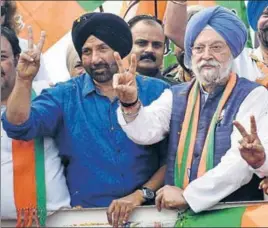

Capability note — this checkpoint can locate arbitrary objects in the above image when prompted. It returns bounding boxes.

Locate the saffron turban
[184,6,247,68]
[72,12,133,59]
[247,0,268,31]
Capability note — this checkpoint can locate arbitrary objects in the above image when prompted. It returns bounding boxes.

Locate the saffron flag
[176,204,268,227]
[16,1,105,52]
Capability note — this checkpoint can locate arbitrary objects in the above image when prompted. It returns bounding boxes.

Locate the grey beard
[192,58,233,89]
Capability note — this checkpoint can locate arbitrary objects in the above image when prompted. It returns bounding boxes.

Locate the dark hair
[2,1,20,34]
[128,14,163,29]
[1,26,21,57]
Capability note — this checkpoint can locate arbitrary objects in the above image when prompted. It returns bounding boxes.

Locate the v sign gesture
[17,26,46,81]
[233,115,266,169]
[113,52,138,104]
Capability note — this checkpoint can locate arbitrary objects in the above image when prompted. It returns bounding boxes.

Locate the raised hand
[113,52,138,104]
[17,26,46,81]
[233,116,266,169]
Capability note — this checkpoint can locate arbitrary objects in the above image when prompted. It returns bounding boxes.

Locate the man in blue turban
[184,6,247,68]
[115,5,268,213]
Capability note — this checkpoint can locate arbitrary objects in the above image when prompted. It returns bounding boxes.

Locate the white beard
[192,57,233,87]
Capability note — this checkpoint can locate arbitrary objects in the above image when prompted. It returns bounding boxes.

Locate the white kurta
[1,81,70,219]
[117,86,268,213]
[233,47,265,81]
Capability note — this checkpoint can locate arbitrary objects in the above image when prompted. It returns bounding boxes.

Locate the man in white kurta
[114,6,268,213]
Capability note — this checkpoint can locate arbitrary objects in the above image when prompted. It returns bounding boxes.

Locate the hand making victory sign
[113,52,138,104]
[233,115,266,169]
[17,26,46,81]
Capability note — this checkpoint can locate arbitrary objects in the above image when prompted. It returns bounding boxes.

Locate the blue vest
[165,77,263,201]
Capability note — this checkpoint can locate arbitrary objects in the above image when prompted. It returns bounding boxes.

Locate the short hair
[1,26,21,57]
[128,14,163,29]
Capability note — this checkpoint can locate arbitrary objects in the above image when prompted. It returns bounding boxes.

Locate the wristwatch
[140,187,155,201]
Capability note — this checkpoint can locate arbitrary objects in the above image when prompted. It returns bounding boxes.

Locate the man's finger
[113,73,120,89]
[250,115,258,135]
[123,207,133,225]
[36,31,46,54]
[118,205,127,226]
[27,26,34,50]
[112,205,121,228]
[233,120,249,138]
[161,196,166,210]
[107,201,116,225]
[155,192,163,212]
[129,54,137,76]
[114,52,125,74]
[20,53,34,62]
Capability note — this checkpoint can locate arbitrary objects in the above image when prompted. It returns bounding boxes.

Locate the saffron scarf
[174,73,237,188]
[12,89,46,227]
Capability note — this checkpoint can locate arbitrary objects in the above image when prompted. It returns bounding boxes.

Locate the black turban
[72,12,133,59]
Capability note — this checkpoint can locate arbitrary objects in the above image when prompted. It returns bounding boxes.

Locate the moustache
[90,63,109,71]
[198,60,220,69]
[139,53,156,62]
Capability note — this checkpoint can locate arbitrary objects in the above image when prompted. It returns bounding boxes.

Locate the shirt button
[111,127,114,131]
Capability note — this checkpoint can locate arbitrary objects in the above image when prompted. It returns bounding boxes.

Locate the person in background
[1,26,70,226]
[1,0,50,82]
[115,6,268,213]
[164,0,268,88]
[2,13,169,227]
[66,42,85,77]
[163,4,205,83]
[127,15,172,82]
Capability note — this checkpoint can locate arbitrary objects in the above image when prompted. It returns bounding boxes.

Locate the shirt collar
[82,73,96,97]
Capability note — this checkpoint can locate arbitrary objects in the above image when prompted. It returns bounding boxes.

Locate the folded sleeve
[2,85,64,141]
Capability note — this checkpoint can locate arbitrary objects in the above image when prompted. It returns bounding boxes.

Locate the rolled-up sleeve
[2,85,63,141]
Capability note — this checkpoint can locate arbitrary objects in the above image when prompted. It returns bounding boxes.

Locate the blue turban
[247,0,268,31]
[184,6,247,68]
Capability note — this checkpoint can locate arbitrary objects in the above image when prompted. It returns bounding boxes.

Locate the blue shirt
[2,74,169,207]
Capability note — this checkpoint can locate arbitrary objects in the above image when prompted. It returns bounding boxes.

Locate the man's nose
[91,51,102,64]
[201,47,213,61]
[144,44,154,53]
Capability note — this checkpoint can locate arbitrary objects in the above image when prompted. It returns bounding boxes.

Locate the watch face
[143,188,155,200]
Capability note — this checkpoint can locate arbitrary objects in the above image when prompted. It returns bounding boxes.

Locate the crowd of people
[1,0,268,227]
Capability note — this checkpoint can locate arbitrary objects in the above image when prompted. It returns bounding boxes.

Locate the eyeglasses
[191,44,227,55]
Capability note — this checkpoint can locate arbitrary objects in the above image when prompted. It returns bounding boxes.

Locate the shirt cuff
[253,156,268,178]
[183,187,203,213]
[1,111,33,139]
